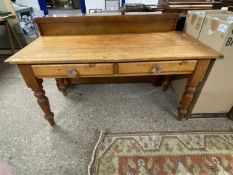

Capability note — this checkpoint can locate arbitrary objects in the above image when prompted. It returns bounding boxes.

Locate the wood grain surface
[35,14,179,36]
[5,32,221,64]
[32,63,114,77]
[118,60,197,74]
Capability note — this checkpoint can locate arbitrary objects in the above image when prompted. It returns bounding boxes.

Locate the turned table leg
[56,78,67,96]
[18,65,55,126]
[178,60,210,120]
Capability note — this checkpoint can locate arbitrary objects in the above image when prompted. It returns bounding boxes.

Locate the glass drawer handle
[152,66,162,74]
[67,69,78,77]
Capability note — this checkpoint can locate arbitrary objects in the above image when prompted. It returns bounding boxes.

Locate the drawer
[117,60,197,75]
[32,63,114,77]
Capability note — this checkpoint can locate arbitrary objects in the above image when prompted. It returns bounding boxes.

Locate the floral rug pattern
[89,131,233,175]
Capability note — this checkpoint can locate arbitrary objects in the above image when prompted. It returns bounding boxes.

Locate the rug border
[88,130,106,175]
[104,129,233,137]
[88,129,233,175]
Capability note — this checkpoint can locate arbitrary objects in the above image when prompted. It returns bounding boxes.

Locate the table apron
[31,60,198,78]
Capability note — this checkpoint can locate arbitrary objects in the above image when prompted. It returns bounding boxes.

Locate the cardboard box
[184,10,232,39]
[172,10,225,105]
[172,13,233,115]
[192,14,233,113]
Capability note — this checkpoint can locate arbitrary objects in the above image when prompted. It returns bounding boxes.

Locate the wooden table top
[5,32,221,64]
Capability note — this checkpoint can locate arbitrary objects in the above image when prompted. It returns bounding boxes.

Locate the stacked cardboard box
[184,10,231,39]
[172,10,233,116]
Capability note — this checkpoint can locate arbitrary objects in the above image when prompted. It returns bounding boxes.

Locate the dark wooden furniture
[228,106,233,120]
[157,0,222,31]
[222,0,233,7]
[72,0,80,9]
[229,6,233,11]
[125,3,162,12]
[158,0,222,13]
[5,15,221,126]
[46,0,57,8]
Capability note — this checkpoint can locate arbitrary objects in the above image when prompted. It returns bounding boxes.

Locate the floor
[48,9,82,17]
[0,54,233,175]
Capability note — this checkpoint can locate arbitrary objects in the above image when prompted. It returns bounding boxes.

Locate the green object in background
[0,12,11,16]
[0,1,7,12]
[0,0,10,49]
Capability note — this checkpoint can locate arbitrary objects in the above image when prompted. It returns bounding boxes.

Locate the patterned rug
[89,131,233,175]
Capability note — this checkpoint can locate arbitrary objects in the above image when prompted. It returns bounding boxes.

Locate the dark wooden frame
[228,106,233,120]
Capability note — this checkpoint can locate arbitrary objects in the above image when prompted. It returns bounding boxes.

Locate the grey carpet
[0,56,232,175]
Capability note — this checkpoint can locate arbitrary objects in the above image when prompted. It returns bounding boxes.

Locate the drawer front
[32,63,114,77]
[117,60,197,75]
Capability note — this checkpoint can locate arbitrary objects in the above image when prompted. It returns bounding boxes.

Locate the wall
[85,0,122,12]
[15,0,44,17]
[0,0,7,11]
[16,0,40,10]
[85,0,158,13]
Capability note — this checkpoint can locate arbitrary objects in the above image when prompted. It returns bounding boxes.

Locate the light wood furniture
[5,15,221,126]
[35,14,179,36]
[35,14,179,85]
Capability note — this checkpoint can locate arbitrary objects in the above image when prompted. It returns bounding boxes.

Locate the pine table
[5,31,221,126]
